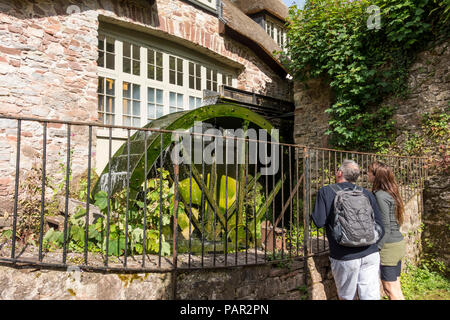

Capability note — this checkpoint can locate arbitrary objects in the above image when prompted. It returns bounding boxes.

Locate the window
[97,30,235,129]
[123,82,141,127]
[170,92,184,113]
[98,36,115,69]
[190,0,217,11]
[222,74,232,87]
[98,77,115,124]
[148,87,164,120]
[148,49,163,81]
[265,17,287,50]
[189,62,202,91]
[206,68,218,92]
[123,41,141,76]
[189,96,202,110]
[169,56,183,86]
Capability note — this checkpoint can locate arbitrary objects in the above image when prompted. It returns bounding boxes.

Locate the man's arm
[312,188,327,228]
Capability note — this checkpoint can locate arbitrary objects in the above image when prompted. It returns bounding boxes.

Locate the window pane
[98,38,104,51]
[148,87,155,102]
[98,51,104,68]
[123,42,131,57]
[105,78,114,95]
[156,67,163,81]
[133,45,140,60]
[169,70,175,84]
[106,38,114,53]
[177,72,183,86]
[133,100,140,116]
[189,96,195,110]
[156,89,163,104]
[123,82,131,98]
[169,56,175,70]
[148,49,154,64]
[170,92,176,106]
[189,62,194,76]
[177,58,183,71]
[132,84,140,100]
[148,103,155,119]
[106,53,114,69]
[123,116,130,126]
[133,60,140,75]
[213,70,217,81]
[156,52,163,67]
[213,82,217,92]
[196,64,201,76]
[106,96,115,113]
[98,77,104,93]
[148,65,155,79]
[133,117,140,127]
[189,76,194,89]
[177,93,183,107]
[156,106,164,118]
[123,99,129,115]
[123,57,131,73]
[98,95,104,111]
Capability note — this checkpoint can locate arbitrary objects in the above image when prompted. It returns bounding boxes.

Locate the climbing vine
[282,0,449,151]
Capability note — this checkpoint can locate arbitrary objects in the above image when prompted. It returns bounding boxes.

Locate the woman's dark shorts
[380,261,401,281]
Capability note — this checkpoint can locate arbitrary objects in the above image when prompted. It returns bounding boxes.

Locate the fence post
[303,147,310,256]
[172,133,180,300]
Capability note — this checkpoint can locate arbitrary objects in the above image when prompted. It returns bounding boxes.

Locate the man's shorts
[380,261,401,282]
[330,252,381,300]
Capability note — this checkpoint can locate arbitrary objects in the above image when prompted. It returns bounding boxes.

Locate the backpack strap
[329,184,342,194]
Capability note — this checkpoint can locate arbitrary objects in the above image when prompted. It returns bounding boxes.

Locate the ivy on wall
[282,0,449,151]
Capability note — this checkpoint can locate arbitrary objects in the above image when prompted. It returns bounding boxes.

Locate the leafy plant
[282,0,448,151]
[401,262,450,300]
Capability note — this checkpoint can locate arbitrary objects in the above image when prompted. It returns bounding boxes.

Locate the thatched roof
[230,0,289,22]
[222,0,288,77]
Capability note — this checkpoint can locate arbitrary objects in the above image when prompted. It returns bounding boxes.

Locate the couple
[312,159,406,300]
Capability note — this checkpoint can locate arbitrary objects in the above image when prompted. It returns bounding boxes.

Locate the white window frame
[265,16,287,51]
[97,28,236,140]
[190,0,217,12]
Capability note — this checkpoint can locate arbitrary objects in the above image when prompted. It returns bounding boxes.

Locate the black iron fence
[0,115,426,273]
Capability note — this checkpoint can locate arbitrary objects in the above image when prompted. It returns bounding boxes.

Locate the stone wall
[0,191,422,300]
[292,40,449,271]
[0,253,337,300]
[0,0,290,213]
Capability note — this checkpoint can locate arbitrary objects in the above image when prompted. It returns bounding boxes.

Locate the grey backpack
[330,184,382,247]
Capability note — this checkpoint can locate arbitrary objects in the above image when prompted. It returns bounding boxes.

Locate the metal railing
[0,114,426,273]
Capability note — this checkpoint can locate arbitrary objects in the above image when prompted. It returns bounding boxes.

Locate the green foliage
[384,109,449,174]
[401,262,450,300]
[283,0,448,151]
[43,169,174,257]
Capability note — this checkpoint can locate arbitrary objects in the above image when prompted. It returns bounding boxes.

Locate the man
[312,159,385,300]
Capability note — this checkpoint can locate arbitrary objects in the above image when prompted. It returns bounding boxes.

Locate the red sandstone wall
[0,0,289,212]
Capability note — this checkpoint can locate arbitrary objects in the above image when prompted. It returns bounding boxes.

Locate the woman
[368,161,406,300]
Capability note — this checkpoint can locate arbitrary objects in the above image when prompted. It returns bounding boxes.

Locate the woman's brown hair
[369,161,405,225]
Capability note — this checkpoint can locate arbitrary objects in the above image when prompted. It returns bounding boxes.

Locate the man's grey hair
[338,159,360,183]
